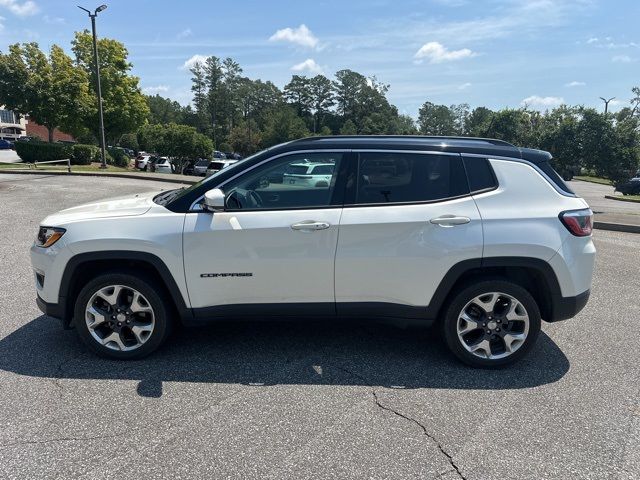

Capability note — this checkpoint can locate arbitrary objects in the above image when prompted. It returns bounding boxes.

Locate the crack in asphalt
[335,365,466,480]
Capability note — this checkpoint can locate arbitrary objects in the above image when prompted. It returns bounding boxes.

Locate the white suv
[31,136,595,367]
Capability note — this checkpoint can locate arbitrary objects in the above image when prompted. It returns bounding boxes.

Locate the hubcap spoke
[458,312,482,335]
[131,324,154,344]
[130,291,152,313]
[100,331,127,351]
[96,285,123,307]
[86,306,108,329]
[502,332,527,353]
[468,339,492,358]
[505,301,528,322]
[474,293,499,314]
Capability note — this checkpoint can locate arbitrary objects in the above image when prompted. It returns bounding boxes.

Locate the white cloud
[269,24,319,49]
[414,41,476,63]
[177,28,192,40]
[0,0,38,16]
[612,55,635,63]
[142,85,170,94]
[291,58,323,74]
[0,15,4,30]
[43,14,64,24]
[565,81,586,87]
[586,37,599,44]
[181,54,208,70]
[521,95,564,109]
[458,82,472,90]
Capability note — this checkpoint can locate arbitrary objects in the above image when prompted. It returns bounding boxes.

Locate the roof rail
[293,135,516,148]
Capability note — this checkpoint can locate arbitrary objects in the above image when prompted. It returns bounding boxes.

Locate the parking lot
[0,174,638,479]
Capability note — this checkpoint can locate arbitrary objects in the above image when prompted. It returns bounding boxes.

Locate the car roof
[280,135,552,164]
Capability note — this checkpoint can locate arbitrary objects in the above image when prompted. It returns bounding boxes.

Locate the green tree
[340,119,357,135]
[228,120,262,155]
[418,102,457,135]
[71,31,149,143]
[0,42,90,142]
[309,75,334,133]
[145,94,185,124]
[262,106,309,146]
[118,132,139,151]
[466,107,494,137]
[284,75,313,118]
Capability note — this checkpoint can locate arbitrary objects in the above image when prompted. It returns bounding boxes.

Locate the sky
[0,0,638,118]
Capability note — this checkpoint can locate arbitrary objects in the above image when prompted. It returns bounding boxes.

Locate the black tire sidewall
[442,280,542,368]
[74,272,171,360]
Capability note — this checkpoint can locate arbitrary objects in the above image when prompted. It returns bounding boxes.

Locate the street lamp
[78,4,108,169]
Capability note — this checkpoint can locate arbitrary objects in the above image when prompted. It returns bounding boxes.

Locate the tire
[143,165,148,172]
[441,280,541,368]
[73,272,173,359]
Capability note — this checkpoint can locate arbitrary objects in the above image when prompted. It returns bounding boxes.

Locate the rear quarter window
[538,160,575,195]
[462,157,498,193]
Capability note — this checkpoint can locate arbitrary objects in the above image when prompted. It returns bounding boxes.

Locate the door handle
[291,221,331,231]
[430,215,471,227]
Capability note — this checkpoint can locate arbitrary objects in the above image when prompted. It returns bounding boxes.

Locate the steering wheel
[248,190,263,208]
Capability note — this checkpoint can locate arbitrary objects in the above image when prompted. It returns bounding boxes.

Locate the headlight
[36,226,66,248]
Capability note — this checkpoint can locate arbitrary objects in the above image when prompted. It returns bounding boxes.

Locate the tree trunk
[48,126,54,143]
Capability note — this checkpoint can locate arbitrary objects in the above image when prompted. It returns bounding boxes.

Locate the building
[25,118,75,143]
[0,106,27,140]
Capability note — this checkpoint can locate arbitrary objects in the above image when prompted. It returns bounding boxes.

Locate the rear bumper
[549,289,590,322]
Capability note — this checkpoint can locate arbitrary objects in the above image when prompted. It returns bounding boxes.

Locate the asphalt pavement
[0,174,638,479]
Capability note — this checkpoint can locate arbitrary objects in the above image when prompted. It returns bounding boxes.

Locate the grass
[573,175,613,186]
[606,194,640,203]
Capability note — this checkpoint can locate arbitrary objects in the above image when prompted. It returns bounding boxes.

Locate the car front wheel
[442,280,541,368]
[74,272,172,359]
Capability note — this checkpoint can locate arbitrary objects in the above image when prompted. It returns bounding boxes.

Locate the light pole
[599,96,615,116]
[78,4,108,169]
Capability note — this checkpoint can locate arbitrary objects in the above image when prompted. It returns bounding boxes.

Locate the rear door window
[354,153,469,204]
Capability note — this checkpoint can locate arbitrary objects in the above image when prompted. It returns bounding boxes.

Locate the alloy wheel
[456,292,530,360]
[85,285,156,352]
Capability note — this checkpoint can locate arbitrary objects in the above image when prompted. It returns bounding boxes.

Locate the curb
[604,194,640,204]
[593,221,640,234]
[0,168,199,185]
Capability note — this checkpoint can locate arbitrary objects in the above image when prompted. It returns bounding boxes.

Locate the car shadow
[0,315,570,397]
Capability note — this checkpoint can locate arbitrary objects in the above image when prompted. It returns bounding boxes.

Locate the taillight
[559,209,593,236]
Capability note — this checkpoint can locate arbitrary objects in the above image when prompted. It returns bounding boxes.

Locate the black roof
[282,135,552,164]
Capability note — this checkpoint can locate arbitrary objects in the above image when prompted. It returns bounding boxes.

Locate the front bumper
[36,294,73,328]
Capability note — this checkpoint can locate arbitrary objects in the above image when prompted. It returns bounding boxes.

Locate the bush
[15,141,73,163]
[107,147,130,168]
[71,144,99,165]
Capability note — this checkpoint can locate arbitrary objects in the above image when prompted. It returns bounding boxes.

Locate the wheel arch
[59,251,192,327]
[428,257,561,322]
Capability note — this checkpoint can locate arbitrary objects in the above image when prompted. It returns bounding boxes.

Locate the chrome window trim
[464,153,577,198]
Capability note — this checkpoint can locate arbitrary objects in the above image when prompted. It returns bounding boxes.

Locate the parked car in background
[282,161,336,187]
[134,153,151,171]
[193,158,210,176]
[213,151,227,159]
[150,156,173,174]
[205,159,237,177]
[223,152,243,160]
[615,178,640,195]
[0,139,15,150]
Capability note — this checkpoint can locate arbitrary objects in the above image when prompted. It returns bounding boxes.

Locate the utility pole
[78,5,108,169]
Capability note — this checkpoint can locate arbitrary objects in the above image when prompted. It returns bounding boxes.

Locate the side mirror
[203,188,225,212]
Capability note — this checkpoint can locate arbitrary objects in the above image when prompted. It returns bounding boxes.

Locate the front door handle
[430,215,471,227]
[291,221,331,231]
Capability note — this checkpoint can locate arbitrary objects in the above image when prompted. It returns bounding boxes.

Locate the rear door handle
[291,221,331,231]
[430,215,471,227]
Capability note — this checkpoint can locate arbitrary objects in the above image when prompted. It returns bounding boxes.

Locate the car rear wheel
[74,272,172,359]
[442,280,541,368]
